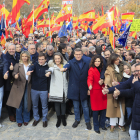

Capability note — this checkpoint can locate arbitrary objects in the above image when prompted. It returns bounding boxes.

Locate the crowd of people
[0,28,140,140]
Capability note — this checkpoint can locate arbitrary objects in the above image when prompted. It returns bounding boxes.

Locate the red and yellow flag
[92,10,114,33]
[78,10,95,22]
[1,33,6,46]
[121,12,135,22]
[37,18,49,28]
[26,0,50,26]
[11,0,30,24]
[50,13,56,28]
[55,5,72,23]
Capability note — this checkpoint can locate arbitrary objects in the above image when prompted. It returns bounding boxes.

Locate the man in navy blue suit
[61,48,92,130]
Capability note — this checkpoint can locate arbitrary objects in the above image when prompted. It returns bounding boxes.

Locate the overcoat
[47,61,68,102]
[104,65,125,118]
[87,67,107,111]
[65,58,89,101]
[7,63,31,112]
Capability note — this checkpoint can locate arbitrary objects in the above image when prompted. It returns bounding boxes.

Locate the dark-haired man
[61,48,92,130]
[27,52,50,128]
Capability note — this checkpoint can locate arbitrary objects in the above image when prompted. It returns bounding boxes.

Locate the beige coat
[104,65,125,118]
[7,63,31,112]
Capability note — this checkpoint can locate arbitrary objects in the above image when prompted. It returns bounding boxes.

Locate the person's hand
[26,70,33,76]
[9,63,13,70]
[99,78,104,85]
[87,90,90,95]
[102,84,109,95]
[4,71,9,80]
[15,73,19,79]
[112,79,119,86]
[60,68,67,72]
[113,87,120,99]
[89,84,92,90]
[132,76,138,84]
[45,72,51,77]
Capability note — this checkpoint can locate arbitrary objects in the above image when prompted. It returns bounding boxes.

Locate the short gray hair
[7,43,16,49]
[89,46,95,52]
[47,45,54,51]
[28,44,35,49]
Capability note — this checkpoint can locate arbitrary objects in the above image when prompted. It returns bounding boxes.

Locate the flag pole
[33,4,34,40]
[3,0,6,28]
[48,11,51,43]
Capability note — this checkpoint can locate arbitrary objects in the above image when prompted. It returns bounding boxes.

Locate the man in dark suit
[61,48,92,130]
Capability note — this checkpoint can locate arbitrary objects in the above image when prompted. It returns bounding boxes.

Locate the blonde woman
[7,51,32,127]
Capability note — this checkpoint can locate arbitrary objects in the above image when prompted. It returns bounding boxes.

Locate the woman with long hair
[7,51,32,127]
[104,53,125,132]
[87,55,107,134]
[46,52,68,128]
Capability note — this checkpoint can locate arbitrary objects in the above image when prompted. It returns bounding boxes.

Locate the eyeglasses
[135,70,140,73]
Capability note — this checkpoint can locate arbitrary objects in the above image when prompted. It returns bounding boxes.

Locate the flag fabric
[58,21,68,38]
[37,18,49,28]
[1,14,5,29]
[73,16,78,23]
[102,6,104,16]
[1,33,6,46]
[109,27,115,49]
[67,20,73,32]
[12,0,20,22]
[5,29,8,39]
[25,0,50,26]
[50,13,55,28]
[121,12,134,22]
[78,10,95,22]
[0,5,10,20]
[87,27,91,34]
[10,31,13,38]
[119,23,127,32]
[11,0,30,24]
[118,24,131,47]
[92,10,114,33]
[55,4,72,23]
[129,31,137,39]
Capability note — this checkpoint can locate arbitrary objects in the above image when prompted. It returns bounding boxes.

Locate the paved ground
[0,108,131,140]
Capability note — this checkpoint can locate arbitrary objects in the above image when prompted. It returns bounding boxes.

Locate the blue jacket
[82,54,91,65]
[28,62,50,91]
[131,81,140,130]
[31,52,38,64]
[0,53,8,87]
[108,75,134,94]
[64,58,89,101]
[4,52,19,91]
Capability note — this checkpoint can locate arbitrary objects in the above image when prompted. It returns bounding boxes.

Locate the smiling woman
[7,51,32,127]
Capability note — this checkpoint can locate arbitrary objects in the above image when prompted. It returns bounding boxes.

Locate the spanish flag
[26,0,50,26]
[78,10,95,22]
[37,18,49,28]
[73,16,78,24]
[0,5,10,20]
[121,12,134,22]
[109,27,115,49]
[50,13,55,28]
[92,10,114,33]
[55,5,72,23]
[11,0,30,24]
[1,33,6,47]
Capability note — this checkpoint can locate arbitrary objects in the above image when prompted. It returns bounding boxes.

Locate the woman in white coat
[46,52,68,128]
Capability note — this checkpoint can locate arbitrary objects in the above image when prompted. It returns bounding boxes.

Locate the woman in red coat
[87,55,107,134]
